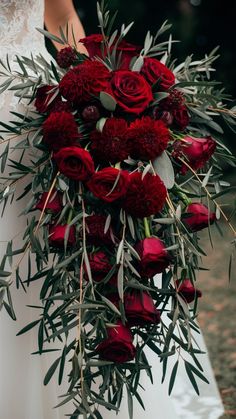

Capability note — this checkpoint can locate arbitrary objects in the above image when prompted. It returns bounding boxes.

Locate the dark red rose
[87,251,112,282]
[35,189,62,214]
[86,215,114,245]
[173,136,216,174]
[172,105,189,131]
[82,105,100,122]
[182,203,216,232]
[56,46,77,68]
[127,116,170,160]
[110,70,153,114]
[59,60,111,105]
[49,224,76,247]
[122,172,167,218]
[135,237,170,277]
[90,118,129,164]
[141,58,175,90]
[42,111,80,151]
[53,146,95,181]
[124,291,160,326]
[97,321,136,363]
[80,34,104,58]
[87,168,129,203]
[176,279,202,303]
[35,85,65,114]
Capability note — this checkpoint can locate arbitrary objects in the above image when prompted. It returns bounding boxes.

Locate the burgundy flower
[53,146,95,181]
[59,60,111,105]
[122,172,167,218]
[135,237,170,277]
[35,190,62,214]
[82,105,100,122]
[141,58,175,90]
[42,111,80,151]
[127,116,170,160]
[87,168,129,203]
[49,224,76,248]
[56,46,77,68]
[97,321,136,363]
[110,70,153,114]
[176,279,202,303]
[157,89,189,131]
[86,215,114,245]
[172,106,189,131]
[124,291,161,326]
[182,203,216,232]
[90,118,129,164]
[35,85,58,114]
[87,251,112,282]
[173,136,216,174]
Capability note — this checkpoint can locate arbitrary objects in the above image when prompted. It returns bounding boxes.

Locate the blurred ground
[197,184,236,418]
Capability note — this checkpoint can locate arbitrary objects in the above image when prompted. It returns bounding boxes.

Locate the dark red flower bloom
[176,279,202,303]
[42,111,80,151]
[122,172,167,218]
[97,321,136,363]
[82,105,100,122]
[182,203,216,232]
[87,168,129,203]
[56,46,77,68]
[110,70,153,114]
[86,215,114,245]
[135,237,169,277]
[53,146,95,181]
[172,106,189,131]
[141,58,175,90]
[155,90,189,131]
[124,291,161,326]
[49,224,76,248]
[90,118,129,164]
[59,60,111,105]
[35,85,63,114]
[127,116,170,160]
[35,189,62,214]
[87,251,112,282]
[173,136,216,174]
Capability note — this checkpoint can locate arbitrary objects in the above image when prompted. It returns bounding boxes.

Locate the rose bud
[135,237,170,277]
[96,321,136,363]
[124,291,160,327]
[49,224,76,248]
[176,279,202,303]
[82,105,100,122]
[56,46,77,69]
[35,190,62,214]
[86,215,114,245]
[86,251,112,282]
[173,136,216,175]
[182,203,216,232]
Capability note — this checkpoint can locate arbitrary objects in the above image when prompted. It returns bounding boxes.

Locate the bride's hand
[44,0,88,54]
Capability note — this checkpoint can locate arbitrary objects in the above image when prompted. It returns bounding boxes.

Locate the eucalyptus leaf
[152,151,175,189]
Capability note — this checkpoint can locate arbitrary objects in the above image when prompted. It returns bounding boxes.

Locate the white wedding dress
[0,2,224,419]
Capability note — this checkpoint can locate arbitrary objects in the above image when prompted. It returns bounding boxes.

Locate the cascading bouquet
[0,1,235,417]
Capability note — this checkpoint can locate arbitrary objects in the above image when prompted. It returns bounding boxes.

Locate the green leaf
[184,360,200,395]
[100,91,117,111]
[127,386,133,419]
[152,151,175,189]
[44,357,61,385]
[168,360,179,395]
[17,319,41,336]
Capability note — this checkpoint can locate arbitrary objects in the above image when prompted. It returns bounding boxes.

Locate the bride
[0,1,224,418]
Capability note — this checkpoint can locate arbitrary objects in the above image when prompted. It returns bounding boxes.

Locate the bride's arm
[44,0,87,53]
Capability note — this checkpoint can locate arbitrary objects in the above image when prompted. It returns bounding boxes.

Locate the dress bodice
[0,0,45,59]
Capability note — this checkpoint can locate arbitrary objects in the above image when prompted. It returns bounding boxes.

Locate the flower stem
[143,217,151,238]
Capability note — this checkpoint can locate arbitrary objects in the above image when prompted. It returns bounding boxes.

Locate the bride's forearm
[44,0,87,54]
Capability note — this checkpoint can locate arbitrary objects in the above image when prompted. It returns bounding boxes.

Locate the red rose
[49,224,76,247]
[110,70,153,114]
[173,136,216,174]
[124,291,160,326]
[141,58,175,90]
[87,168,129,203]
[35,189,62,214]
[56,46,77,68]
[35,85,58,114]
[172,105,189,131]
[182,203,216,232]
[97,321,136,363]
[53,146,95,181]
[86,215,114,245]
[42,111,80,151]
[90,118,129,164]
[135,237,170,277]
[59,60,111,105]
[127,116,170,160]
[122,172,167,218]
[87,251,112,282]
[176,279,202,303]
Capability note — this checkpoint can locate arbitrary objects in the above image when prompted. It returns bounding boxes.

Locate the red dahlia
[86,215,114,245]
[141,57,175,90]
[90,118,130,164]
[122,172,167,218]
[87,168,129,203]
[56,46,77,69]
[43,111,80,151]
[59,60,111,105]
[127,116,170,160]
